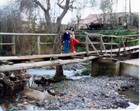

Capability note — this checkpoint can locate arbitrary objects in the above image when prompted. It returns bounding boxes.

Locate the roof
[79,12,139,25]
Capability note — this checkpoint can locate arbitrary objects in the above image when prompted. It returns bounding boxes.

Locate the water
[26,68,139,109]
[119,89,139,105]
[1,68,138,110]
[26,68,90,80]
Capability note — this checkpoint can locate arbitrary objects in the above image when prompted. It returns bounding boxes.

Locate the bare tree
[99,0,118,28]
[32,0,76,80]
[0,4,22,55]
[74,0,87,29]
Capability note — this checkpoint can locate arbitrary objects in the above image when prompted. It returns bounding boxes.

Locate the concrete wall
[120,61,139,78]
[91,58,139,78]
[91,58,120,77]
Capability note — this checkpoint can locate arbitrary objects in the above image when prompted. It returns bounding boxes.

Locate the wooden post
[87,36,99,55]
[37,35,41,55]
[118,37,121,56]
[86,35,89,55]
[100,36,103,53]
[0,35,2,51]
[12,36,16,55]
[111,37,113,58]
[100,35,106,54]
[121,36,127,54]
[91,58,99,77]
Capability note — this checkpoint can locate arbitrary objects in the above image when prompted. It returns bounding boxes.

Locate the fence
[0,32,139,56]
[0,33,57,55]
[84,33,139,57]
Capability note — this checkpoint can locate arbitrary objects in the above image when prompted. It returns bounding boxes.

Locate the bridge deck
[0,45,138,61]
[0,45,138,72]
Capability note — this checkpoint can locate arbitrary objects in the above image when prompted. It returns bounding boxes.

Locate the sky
[62,0,139,24]
[0,0,139,24]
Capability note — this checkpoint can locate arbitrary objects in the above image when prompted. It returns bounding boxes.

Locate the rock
[0,73,5,79]
[46,106,60,110]
[35,101,45,106]
[113,99,130,108]
[23,88,55,100]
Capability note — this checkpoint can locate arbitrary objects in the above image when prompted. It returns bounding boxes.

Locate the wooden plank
[0,51,93,61]
[0,43,15,45]
[87,37,99,55]
[100,35,106,53]
[86,35,89,54]
[121,36,127,54]
[79,42,119,45]
[40,42,52,45]
[71,55,84,59]
[12,36,16,55]
[0,56,100,72]
[37,35,41,54]
[0,33,57,36]
[0,45,138,62]
[87,33,139,38]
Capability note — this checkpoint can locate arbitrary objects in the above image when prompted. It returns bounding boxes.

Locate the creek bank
[1,75,138,110]
[0,63,139,110]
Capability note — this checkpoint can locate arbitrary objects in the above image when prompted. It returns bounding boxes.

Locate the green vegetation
[81,69,91,75]
[97,28,138,36]
[76,27,138,51]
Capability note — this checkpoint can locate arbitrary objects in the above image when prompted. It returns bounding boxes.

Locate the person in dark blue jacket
[63,28,70,53]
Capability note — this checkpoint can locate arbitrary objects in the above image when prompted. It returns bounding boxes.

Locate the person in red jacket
[69,27,76,53]
[69,27,79,53]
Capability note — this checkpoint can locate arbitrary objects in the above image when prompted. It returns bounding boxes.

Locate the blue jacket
[63,32,70,41]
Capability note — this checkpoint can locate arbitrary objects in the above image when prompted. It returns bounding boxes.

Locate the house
[78,12,139,29]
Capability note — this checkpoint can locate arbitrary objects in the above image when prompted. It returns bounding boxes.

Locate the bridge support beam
[91,58,120,77]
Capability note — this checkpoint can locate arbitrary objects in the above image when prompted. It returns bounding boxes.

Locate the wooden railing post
[87,36,99,55]
[12,36,16,55]
[37,35,41,54]
[121,36,127,54]
[0,35,2,51]
[86,35,89,54]
[100,35,106,54]
[110,37,113,58]
[118,36,127,55]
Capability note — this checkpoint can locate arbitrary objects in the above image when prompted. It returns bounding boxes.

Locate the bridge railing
[84,33,139,57]
[0,33,57,55]
[0,32,139,57]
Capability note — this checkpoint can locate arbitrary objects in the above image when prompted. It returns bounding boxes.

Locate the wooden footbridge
[0,32,139,72]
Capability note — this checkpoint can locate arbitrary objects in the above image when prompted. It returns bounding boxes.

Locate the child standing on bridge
[69,27,79,53]
[63,28,70,53]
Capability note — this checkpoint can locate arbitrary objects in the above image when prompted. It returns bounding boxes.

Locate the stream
[0,65,139,110]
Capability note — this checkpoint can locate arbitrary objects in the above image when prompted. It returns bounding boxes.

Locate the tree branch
[46,0,51,11]
[57,1,65,9]
[33,0,47,12]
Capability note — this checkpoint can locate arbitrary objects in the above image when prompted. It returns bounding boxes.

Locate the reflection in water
[119,89,139,105]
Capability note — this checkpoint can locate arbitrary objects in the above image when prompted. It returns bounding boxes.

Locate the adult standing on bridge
[69,27,79,53]
[63,28,70,53]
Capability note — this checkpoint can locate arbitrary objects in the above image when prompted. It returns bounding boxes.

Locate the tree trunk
[53,65,66,81]
[52,32,62,54]
[44,11,53,33]
[34,0,71,81]
[52,21,64,80]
